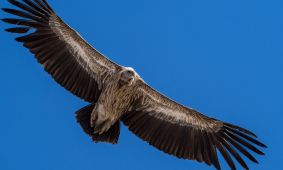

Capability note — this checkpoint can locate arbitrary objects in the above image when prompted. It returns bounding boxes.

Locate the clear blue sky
[0,0,282,170]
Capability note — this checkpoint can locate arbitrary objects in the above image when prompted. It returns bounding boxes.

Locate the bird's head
[119,67,137,86]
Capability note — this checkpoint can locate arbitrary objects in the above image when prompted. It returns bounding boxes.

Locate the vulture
[2,0,267,169]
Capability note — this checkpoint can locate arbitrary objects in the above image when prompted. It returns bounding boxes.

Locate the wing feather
[122,81,266,170]
[2,0,121,102]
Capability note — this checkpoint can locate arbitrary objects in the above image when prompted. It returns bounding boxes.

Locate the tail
[75,104,120,144]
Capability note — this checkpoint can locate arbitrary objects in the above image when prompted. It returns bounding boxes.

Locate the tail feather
[76,104,120,144]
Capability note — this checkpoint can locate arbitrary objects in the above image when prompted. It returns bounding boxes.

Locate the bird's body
[90,67,139,134]
[2,0,267,169]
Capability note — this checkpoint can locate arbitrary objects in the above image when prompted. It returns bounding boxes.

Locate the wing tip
[1,18,7,23]
[7,0,15,4]
[260,142,268,148]
[224,123,257,138]
[1,8,9,12]
[5,27,30,33]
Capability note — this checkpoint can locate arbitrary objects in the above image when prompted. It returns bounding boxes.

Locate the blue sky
[0,0,282,170]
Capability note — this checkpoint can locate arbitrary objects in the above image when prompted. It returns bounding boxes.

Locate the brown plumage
[2,0,267,169]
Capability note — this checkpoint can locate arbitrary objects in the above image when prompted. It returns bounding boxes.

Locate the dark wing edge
[122,82,267,170]
[2,0,120,103]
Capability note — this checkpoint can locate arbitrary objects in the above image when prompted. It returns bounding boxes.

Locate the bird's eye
[125,70,133,75]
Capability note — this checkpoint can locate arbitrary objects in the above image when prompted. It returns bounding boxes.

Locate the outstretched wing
[122,81,266,170]
[2,0,121,102]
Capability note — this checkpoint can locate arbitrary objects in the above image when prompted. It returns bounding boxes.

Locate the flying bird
[2,0,267,169]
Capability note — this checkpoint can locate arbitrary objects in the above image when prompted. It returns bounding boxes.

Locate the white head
[119,67,137,86]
